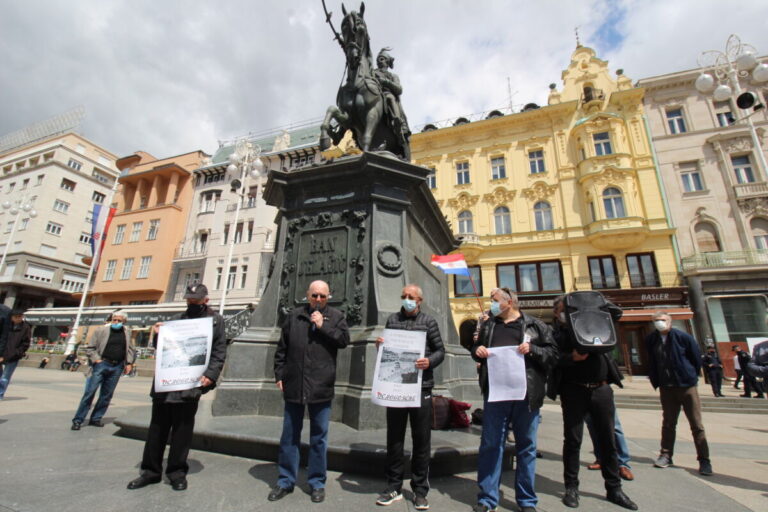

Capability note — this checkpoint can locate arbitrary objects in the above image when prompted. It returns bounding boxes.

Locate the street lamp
[219,138,265,314]
[0,197,38,277]
[695,34,768,177]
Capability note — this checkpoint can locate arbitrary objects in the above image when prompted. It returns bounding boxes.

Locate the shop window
[626,252,659,287]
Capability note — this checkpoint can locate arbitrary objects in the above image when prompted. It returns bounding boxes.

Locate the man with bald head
[375,284,444,510]
[270,280,350,504]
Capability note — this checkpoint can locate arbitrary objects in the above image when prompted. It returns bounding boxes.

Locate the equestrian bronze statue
[319,2,411,160]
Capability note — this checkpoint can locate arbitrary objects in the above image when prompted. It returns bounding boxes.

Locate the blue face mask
[490,301,502,316]
[402,298,418,312]
[111,323,123,330]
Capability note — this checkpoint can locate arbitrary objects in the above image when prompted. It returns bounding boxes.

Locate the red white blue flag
[90,203,116,270]
[430,253,470,276]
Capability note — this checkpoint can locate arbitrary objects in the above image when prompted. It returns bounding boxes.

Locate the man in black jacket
[269,280,350,504]
[0,309,31,399]
[550,295,637,510]
[733,345,763,398]
[470,288,557,512]
[127,283,227,492]
[374,284,444,511]
[702,345,724,397]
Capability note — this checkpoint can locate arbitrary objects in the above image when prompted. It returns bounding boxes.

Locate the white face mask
[654,320,668,331]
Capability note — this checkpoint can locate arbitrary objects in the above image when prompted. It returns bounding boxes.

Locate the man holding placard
[127,283,227,492]
[470,288,556,512]
[374,284,444,510]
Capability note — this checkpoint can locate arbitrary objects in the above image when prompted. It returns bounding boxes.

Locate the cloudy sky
[1,0,767,158]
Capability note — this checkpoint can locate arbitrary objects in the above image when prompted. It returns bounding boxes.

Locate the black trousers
[141,400,199,480]
[561,383,621,492]
[386,389,432,497]
[706,370,723,396]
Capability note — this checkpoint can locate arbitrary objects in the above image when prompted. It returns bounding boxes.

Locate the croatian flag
[91,203,116,270]
[431,254,470,276]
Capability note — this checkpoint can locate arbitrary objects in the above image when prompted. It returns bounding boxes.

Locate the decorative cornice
[738,197,768,216]
[482,187,516,205]
[447,192,480,210]
[522,181,557,201]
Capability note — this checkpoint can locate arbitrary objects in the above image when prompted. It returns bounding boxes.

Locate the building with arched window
[639,61,768,369]
[412,45,684,375]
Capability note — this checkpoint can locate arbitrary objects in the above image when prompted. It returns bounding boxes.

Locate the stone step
[614,395,768,414]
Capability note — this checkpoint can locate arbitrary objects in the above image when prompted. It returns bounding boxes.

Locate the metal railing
[682,249,768,270]
[224,308,252,341]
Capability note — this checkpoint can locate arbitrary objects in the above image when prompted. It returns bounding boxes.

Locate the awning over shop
[24,303,250,327]
[618,307,693,322]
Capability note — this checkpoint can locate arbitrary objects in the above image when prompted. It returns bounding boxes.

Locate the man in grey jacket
[71,310,135,430]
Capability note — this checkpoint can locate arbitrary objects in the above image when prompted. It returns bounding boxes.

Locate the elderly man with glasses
[269,280,350,504]
[71,310,135,430]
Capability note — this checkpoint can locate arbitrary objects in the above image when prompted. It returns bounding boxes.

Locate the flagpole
[467,272,486,314]
[64,178,120,355]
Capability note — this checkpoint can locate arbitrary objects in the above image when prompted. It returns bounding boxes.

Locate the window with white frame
[67,158,82,171]
[92,191,106,203]
[18,218,29,231]
[680,161,704,192]
[240,265,248,288]
[491,157,506,180]
[593,132,612,156]
[113,224,126,244]
[120,258,134,280]
[732,155,755,184]
[45,222,62,235]
[85,210,93,223]
[36,175,44,186]
[456,161,470,185]
[79,232,92,244]
[60,273,86,293]
[234,222,244,244]
[534,201,554,230]
[129,222,143,242]
[529,150,546,174]
[137,256,152,278]
[714,100,734,127]
[147,219,159,240]
[227,265,237,289]
[215,266,223,289]
[21,178,29,190]
[666,108,687,134]
[603,187,626,219]
[39,244,57,257]
[494,206,511,234]
[104,259,117,281]
[458,210,473,233]
[201,191,221,213]
[426,168,436,189]
[751,218,768,250]
[53,199,70,213]
[60,178,76,191]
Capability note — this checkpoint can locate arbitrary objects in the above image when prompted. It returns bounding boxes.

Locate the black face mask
[186,303,206,317]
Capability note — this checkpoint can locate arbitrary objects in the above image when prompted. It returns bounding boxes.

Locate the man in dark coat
[549,295,637,510]
[127,283,227,491]
[0,309,32,399]
[733,345,763,398]
[269,280,350,504]
[646,312,712,476]
[374,284,445,511]
[702,345,724,397]
[470,288,557,512]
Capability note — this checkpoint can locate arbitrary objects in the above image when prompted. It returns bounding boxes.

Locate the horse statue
[319,1,411,161]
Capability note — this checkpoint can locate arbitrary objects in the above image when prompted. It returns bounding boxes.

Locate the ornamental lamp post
[219,138,265,314]
[695,34,768,178]
[0,197,38,279]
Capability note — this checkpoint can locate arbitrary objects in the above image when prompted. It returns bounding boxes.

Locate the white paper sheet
[487,345,527,402]
[154,317,213,392]
[371,328,426,408]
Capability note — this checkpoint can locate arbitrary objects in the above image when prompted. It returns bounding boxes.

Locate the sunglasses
[311,294,328,299]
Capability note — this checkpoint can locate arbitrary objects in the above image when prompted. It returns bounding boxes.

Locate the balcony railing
[682,249,768,271]
[733,181,768,199]
[174,246,208,259]
[455,232,480,244]
[574,272,683,290]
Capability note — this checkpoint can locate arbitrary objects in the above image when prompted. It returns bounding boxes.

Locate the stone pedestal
[212,152,481,429]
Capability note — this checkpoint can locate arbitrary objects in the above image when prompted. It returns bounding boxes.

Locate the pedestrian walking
[0,309,32,399]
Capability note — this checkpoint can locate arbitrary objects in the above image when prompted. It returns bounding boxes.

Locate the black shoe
[563,488,579,508]
[699,459,713,476]
[268,485,293,501]
[88,420,105,427]
[413,495,429,510]
[171,477,188,491]
[310,487,325,503]
[519,507,537,512]
[70,422,81,431]
[607,489,638,510]
[127,475,161,490]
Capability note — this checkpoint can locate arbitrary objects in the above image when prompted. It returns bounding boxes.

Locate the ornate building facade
[412,46,687,375]
[638,63,768,371]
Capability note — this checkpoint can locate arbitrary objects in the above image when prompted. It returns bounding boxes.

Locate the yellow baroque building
[411,46,688,376]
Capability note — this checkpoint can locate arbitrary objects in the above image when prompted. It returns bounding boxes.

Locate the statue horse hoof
[319,135,332,151]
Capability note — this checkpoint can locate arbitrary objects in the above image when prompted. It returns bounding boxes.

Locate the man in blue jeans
[470,288,557,512]
[269,280,350,504]
[71,311,135,430]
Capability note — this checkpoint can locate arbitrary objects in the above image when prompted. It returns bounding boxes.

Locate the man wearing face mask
[374,284,444,510]
[270,280,350,504]
[127,283,227,491]
[71,310,135,430]
[471,287,557,512]
[646,312,712,476]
